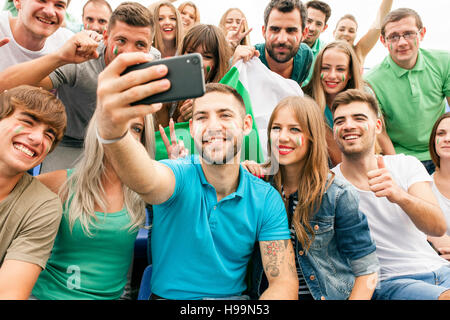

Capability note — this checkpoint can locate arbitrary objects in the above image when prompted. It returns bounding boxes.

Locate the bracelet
[96,126,128,144]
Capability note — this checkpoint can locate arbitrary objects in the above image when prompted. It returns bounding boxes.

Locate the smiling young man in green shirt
[301,0,331,86]
[365,8,450,173]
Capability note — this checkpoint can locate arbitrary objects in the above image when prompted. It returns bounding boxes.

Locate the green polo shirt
[365,49,450,161]
[302,37,326,86]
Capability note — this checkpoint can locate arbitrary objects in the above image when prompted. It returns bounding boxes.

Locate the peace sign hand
[226,19,253,49]
[159,118,189,160]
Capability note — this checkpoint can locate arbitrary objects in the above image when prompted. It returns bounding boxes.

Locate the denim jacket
[250,174,379,300]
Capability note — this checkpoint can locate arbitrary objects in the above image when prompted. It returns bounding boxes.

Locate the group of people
[0,0,449,301]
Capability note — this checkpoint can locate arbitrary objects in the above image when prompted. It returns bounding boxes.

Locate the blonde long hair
[266,96,332,251]
[152,1,184,57]
[218,8,251,46]
[178,1,200,24]
[59,114,155,236]
[303,41,363,116]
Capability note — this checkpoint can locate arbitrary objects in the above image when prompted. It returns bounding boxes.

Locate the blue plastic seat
[27,164,41,176]
[137,264,152,300]
[134,207,150,260]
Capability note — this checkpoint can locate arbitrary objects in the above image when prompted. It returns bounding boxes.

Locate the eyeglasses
[385,30,420,43]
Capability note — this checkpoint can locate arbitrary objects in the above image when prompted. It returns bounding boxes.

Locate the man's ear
[189,118,194,138]
[243,114,253,136]
[375,118,383,135]
[102,28,108,41]
[262,25,266,39]
[418,26,426,42]
[302,27,309,41]
[380,35,387,48]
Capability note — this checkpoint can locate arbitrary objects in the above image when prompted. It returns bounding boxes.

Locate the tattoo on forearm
[263,240,289,278]
[287,247,297,278]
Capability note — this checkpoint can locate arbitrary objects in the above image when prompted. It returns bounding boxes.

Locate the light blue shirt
[151,155,290,300]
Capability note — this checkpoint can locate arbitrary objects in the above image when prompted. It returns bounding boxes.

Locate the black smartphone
[122,53,205,105]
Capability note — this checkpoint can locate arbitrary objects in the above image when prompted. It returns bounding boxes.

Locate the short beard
[266,43,299,63]
[339,138,376,160]
[194,138,241,165]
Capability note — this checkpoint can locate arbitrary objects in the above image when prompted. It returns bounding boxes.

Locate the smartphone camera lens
[192,57,199,65]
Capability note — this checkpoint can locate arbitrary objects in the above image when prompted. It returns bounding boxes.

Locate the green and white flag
[154,58,303,162]
[220,57,303,163]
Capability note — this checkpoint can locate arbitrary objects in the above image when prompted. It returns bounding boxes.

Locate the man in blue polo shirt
[95,53,298,300]
[232,0,313,86]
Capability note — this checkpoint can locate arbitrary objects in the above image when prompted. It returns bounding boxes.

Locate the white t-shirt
[332,154,449,281]
[0,11,73,72]
[431,173,450,235]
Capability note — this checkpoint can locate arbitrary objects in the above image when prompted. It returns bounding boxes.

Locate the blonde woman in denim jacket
[243,96,379,300]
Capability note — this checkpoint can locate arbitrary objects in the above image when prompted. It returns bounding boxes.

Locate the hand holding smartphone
[121,53,206,105]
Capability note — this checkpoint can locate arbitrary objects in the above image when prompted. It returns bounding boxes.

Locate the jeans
[373,265,450,300]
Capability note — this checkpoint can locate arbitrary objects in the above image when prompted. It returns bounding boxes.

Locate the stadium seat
[130,207,151,299]
[137,264,152,300]
[134,208,150,260]
[27,164,41,176]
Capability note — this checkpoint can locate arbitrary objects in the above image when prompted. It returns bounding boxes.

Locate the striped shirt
[281,187,314,300]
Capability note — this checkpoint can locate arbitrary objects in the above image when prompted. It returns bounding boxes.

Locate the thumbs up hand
[376,154,386,169]
[367,155,404,203]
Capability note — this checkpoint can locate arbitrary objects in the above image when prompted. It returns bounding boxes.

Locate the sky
[11,0,448,69]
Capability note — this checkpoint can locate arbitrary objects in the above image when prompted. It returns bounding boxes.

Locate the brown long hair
[303,41,364,117]
[178,1,200,24]
[429,112,450,169]
[265,96,333,250]
[152,1,184,57]
[178,24,231,83]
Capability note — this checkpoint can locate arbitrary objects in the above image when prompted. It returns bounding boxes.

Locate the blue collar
[193,155,246,200]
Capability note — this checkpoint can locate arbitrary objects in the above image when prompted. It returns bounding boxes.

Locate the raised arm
[355,0,393,63]
[258,239,299,300]
[0,30,100,92]
[95,52,175,205]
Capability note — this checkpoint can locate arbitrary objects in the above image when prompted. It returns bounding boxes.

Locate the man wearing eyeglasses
[365,8,450,174]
